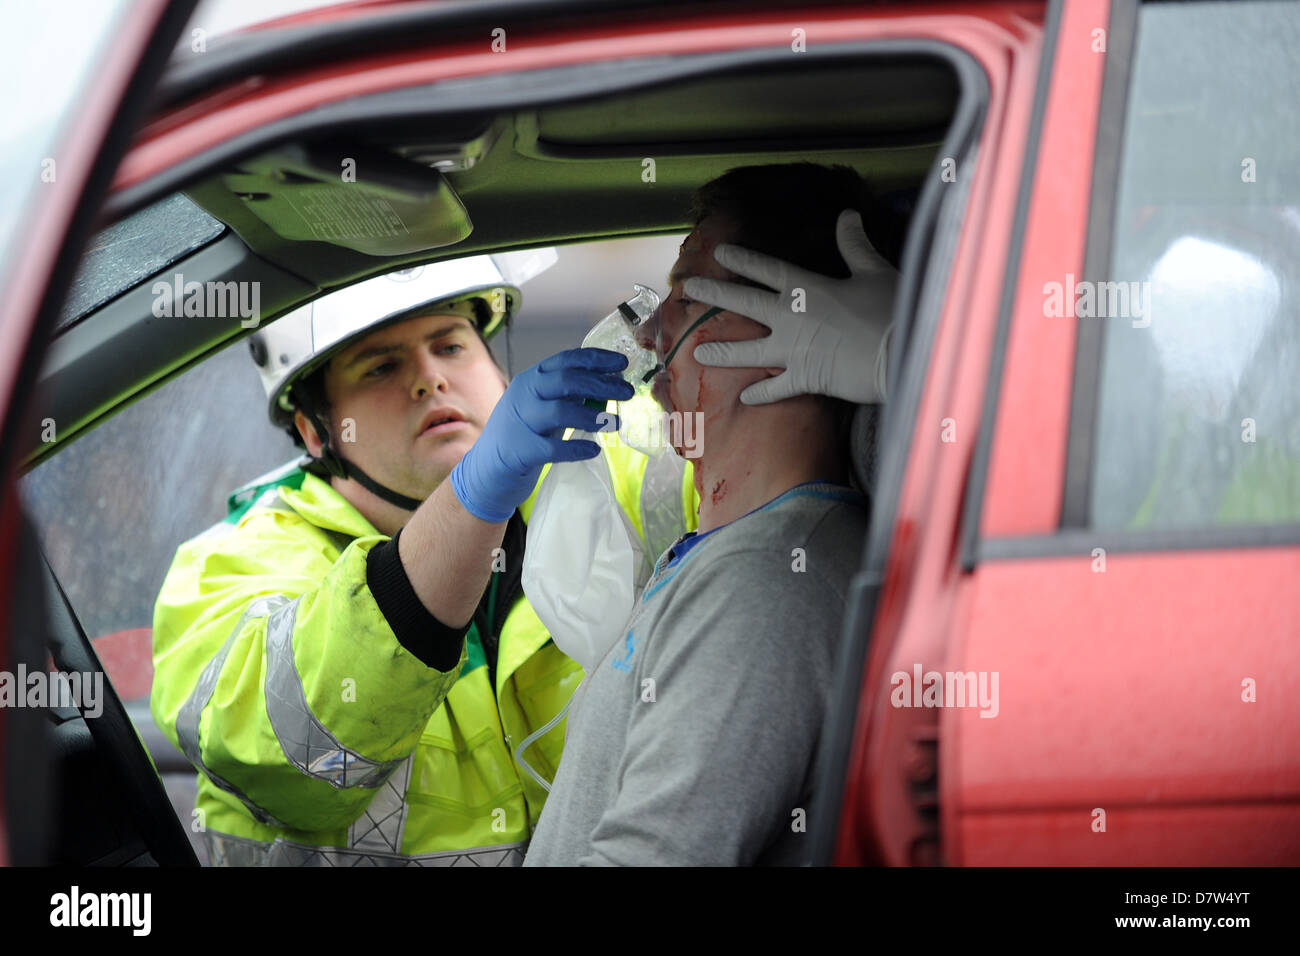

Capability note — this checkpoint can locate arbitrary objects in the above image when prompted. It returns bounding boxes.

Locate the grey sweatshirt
[523,480,869,866]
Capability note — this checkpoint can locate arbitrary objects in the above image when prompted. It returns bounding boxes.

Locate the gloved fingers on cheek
[533,369,634,404]
[693,338,774,370]
[739,372,794,406]
[683,277,772,322]
[712,243,795,293]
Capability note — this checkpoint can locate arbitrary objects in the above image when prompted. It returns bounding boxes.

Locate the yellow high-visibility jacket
[152,446,697,865]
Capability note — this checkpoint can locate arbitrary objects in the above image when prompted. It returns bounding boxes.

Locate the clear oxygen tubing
[643,305,724,381]
[512,695,575,793]
[512,662,610,792]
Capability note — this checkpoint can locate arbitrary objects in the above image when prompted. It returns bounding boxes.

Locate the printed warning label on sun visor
[283,187,412,241]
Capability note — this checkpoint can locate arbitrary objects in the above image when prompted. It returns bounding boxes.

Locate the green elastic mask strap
[641,306,724,383]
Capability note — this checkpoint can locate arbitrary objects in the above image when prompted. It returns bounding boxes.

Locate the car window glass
[1090,0,1300,529]
[57,194,226,333]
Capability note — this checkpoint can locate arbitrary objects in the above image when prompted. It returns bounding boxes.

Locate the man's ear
[294,408,324,457]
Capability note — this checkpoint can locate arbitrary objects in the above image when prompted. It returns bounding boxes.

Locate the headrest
[849,403,883,499]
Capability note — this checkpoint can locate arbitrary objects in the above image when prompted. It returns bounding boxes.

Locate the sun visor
[219,141,472,256]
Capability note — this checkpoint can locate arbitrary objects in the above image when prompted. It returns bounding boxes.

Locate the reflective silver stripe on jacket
[252,489,403,790]
[262,592,405,789]
[205,830,526,867]
[177,595,293,829]
[640,450,691,565]
[349,755,413,853]
[179,483,384,826]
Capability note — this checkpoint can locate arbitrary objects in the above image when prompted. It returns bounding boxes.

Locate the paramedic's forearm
[398,477,506,629]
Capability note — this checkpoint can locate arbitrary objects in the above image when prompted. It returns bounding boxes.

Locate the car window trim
[807,42,990,866]
[1058,0,1139,528]
[981,522,1300,561]
[956,0,1069,573]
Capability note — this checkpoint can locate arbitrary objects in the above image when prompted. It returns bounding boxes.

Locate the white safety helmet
[247,248,557,509]
[250,248,557,431]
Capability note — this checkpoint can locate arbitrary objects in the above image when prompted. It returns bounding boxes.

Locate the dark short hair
[286,361,332,450]
[690,162,905,277]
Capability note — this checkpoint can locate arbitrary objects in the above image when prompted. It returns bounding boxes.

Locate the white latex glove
[685,208,898,405]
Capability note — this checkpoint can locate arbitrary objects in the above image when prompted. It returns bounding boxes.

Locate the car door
[0,0,200,865]
[844,0,1300,866]
[954,0,1300,865]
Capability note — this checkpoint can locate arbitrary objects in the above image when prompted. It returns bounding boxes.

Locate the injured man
[523,162,901,866]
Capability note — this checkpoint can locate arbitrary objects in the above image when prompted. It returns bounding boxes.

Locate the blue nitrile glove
[450,348,634,522]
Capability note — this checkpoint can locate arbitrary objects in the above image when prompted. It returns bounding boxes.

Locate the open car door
[0,0,201,866]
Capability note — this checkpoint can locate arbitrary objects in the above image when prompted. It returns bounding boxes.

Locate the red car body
[2,0,1295,867]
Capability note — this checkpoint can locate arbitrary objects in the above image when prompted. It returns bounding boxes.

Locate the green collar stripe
[224,468,309,524]
[461,624,487,676]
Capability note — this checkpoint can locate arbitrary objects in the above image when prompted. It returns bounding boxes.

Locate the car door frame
[0,0,201,865]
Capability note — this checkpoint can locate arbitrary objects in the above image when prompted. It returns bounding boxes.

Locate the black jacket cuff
[365,526,468,672]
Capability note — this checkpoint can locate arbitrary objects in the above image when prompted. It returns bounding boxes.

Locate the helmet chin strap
[307,409,425,512]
